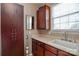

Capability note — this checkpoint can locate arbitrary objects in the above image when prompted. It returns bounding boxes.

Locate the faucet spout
[64,32,67,41]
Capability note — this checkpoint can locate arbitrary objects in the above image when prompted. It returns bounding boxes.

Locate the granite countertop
[32,35,79,56]
[32,35,53,43]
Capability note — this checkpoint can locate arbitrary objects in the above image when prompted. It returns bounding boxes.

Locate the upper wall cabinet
[37,5,50,30]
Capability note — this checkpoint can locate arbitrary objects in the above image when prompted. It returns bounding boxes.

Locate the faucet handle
[72,39,76,43]
[67,39,72,42]
[67,39,76,43]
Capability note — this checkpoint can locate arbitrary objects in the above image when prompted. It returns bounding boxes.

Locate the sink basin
[49,39,79,55]
[50,39,79,50]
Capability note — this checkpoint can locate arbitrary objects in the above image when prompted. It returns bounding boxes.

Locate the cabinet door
[32,39,44,56]
[45,44,57,55]
[13,4,24,56]
[37,5,50,30]
[39,7,46,29]
[1,3,24,56]
[45,49,56,56]
[37,7,46,29]
[32,39,37,56]
[37,45,44,56]
[58,50,72,56]
[1,3,16,56]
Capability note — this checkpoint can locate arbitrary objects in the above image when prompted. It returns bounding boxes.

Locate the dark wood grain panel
[45,44,57,55]
[1,3,24,56]
[32,39,37,56]
[37,5,50,30]
[36,45,44,56]
[32,39,75,56]
[58,50,74,56]
[45,49,56,56]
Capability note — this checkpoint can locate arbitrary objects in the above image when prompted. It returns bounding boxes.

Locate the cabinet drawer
[58,50,73,56]
[45,44,57,55]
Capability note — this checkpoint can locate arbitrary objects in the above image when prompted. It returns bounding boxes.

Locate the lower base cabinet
[36,45,44,56]
[32,38,75,56]
[32,39,44,56]
[32,40,37,56]
[58,50,75,56]
[45,49,56,56]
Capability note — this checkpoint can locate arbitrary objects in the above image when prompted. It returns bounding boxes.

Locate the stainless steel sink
[50,39,79,50]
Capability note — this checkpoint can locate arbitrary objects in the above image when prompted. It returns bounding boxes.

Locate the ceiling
[31,3,59,8]
[19,3,58,7]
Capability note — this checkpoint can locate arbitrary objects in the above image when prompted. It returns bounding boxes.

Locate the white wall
[21,3,57,55]
[23,4,38,55]
[0,3,1,56]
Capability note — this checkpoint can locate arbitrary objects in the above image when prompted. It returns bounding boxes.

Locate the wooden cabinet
[45,44,57,55]
[58,50,74,56]
[45,44,74,56]
[45,49,56,56]
[32,39,44,56]
[1,3,24,56]
[32,39,75,56]
[37,5,50,30]
[45,44,57,56]
[36,40,44,56]
[32,39,37,56]
[36,45,44,56]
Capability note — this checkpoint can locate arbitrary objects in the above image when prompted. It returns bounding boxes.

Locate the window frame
[52,11,79,32]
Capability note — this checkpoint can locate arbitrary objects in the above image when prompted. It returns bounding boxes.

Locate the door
[14,4,24,56]
[1,3,15,56]
[1,3,24,56]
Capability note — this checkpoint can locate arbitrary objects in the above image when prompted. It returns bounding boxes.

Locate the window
[52,4,79,31]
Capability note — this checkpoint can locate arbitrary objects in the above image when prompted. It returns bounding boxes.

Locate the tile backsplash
[30,30,79,43]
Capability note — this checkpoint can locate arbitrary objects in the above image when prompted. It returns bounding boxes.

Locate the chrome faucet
[64,32,72,42]
[64,32,67,41]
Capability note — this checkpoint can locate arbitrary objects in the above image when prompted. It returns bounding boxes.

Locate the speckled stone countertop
[32,35,79,56]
